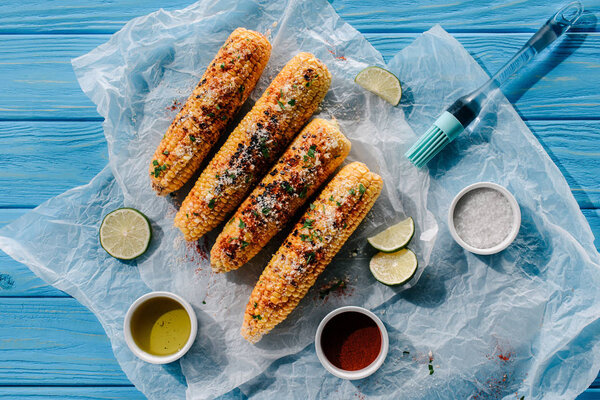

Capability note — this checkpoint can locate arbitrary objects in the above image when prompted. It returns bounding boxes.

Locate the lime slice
[354,66,402,106]
[370,248,418,286]
[367,217,414,252]
[99,208,152,260]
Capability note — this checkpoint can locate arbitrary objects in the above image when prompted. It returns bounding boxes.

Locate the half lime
[354,66,402,106]
[99,208,152,260]
[370,248,418,286]
[367,217,414,253]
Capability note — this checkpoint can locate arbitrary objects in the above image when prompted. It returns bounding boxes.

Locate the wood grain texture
[0,297,130,385]
[0,0,597,34]
[0,0,598,397]
[0,387,145,399]
[1,33,598,120]
[0,121,107,207]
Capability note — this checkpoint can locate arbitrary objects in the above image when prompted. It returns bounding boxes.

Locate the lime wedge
[370,248,418,286]
[99,208,152,260]
[367,217,414,252]
[354,66,402,106]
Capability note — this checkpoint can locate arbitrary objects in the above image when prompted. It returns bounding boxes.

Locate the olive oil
[130,296,191,356]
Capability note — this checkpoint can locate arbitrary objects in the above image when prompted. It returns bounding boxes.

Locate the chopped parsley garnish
[221,115,228,121]
[215,173,220,179]
[240,240,249,248]
[220,63,225,69]
[329,195,334,201]
[252,210,259,217]
[262,207,270,215]
[298,186,308,198]
[349,188,356,195]
[303,219,314,229]
[336,201,342,207]
[153,160,159,166]
[208,112,215,117]
[306,252,316,263]
[359,183,366,194]
[260,140,269,158]
[343,222,348,229]
[189,135,196,142]
[252,314,262,320]
[193,212,200,216]
[202,300,206,304]
[277,100,285,110]
[305,81,311,87]
[216,104,221,110]
[287,99,296,106]
[239,219,246,228]
[281,181,294,194]
[307,145,316,158]
[239,84,245,93]
[319,279,346,299]
[428,363,434,375]
[310,203,316,210]
[253,302,258,308]
[300,234,310,242]
[162,150,169,156]
[208,198,216,209]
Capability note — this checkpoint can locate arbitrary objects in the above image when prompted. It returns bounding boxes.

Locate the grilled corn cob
[211,118,351,273]
[149,28,271,195]
[241,162,383,343]
[175,53,331,240]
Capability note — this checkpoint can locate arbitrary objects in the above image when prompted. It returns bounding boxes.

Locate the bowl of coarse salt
[448,182,521,255]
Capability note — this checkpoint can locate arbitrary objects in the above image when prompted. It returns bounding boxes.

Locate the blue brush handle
[447,1,583,129]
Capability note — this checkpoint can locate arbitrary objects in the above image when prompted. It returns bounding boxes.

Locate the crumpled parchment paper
[0,0,599,399]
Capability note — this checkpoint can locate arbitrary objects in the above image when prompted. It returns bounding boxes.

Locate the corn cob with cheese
[241,162,383,343]
[149,28,271,195]
[210,118,351,273]
[175,52,331,241]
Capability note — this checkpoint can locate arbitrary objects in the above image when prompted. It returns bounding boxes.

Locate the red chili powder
[321,311,382,371]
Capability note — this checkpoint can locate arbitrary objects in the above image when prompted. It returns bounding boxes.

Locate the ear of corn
[149,28,271,196]
[175,52,331,241]
[210,118,351,273]
[241,162,383,343]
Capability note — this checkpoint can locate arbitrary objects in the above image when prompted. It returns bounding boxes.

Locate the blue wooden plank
[578,389,600,399]
[0,387,145,399]
[0,121,107,207]
[0,297,131,385]
[1,34,599,119]
[0,0,597,34]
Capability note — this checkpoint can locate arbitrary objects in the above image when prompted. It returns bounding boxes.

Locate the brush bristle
[405,124,450,168]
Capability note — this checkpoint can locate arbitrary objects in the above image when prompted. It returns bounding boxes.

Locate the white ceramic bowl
[315,306,389,380]
[448,182,521,255]
[123,291,197,364]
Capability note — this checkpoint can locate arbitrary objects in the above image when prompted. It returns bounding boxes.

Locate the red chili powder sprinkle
[321,311,382,371]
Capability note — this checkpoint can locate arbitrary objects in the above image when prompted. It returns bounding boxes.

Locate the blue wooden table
[0,1,599,398]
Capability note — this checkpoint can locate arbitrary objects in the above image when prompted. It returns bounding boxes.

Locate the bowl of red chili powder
[315,306,389,380]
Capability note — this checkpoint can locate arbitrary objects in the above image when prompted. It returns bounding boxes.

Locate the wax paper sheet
[69,0,438,397]
[0,0,599,399]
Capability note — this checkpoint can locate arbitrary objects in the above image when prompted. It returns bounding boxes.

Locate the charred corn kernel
[175,53,331,240]
[211,118,350,273]
[149,28,271,196]
[241,162,383,343]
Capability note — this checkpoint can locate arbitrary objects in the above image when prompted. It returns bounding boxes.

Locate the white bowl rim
[314,305,389,380]
[448,181,521,255]
[123,291,198,364]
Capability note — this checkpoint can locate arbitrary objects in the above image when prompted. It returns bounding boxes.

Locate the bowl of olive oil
[124,291,197,364]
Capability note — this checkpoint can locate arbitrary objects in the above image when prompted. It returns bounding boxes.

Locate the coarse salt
[453,187,514,249]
